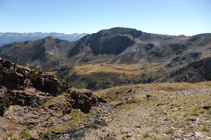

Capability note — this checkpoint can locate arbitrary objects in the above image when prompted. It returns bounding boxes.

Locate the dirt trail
[82,88,211,140]
[82,107,153,140]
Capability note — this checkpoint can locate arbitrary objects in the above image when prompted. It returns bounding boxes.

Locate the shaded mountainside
[160,56,211,83]
[0,58,106,139]
[0,27,211,90]
[0,36,76,71]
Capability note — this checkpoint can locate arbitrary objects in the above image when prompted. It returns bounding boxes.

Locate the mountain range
[1,28,211,139]
[0,27,211,90]
[0,32,87,46]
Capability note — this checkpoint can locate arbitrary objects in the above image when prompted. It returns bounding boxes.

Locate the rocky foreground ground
[0,58,106,139]
[83,83,211,140]
[1,58,211,140]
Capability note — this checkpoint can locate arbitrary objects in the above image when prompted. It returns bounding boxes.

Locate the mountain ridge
[0,27,211,90]
[0,32,87,46]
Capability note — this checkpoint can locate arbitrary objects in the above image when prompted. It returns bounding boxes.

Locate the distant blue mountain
[0,32,87,46]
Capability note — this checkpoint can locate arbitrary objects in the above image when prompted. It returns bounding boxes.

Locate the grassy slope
[54,62,168,90]
[74,63,165,75]
[83,82,211,139]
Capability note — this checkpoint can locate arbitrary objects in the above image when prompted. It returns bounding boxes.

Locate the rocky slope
[67,27,211,65]
[0,58,106,139]
[1,59,211,139]
[83,82,211,140]
[1,61,211,140]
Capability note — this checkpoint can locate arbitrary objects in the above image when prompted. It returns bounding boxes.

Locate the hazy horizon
[0,32,87,34]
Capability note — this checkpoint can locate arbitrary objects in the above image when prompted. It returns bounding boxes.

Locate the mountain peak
[45,36,52,38]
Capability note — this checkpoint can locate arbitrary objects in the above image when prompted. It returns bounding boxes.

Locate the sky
[0,0,211,36]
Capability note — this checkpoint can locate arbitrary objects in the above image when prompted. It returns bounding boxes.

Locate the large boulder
[69,89,98,113]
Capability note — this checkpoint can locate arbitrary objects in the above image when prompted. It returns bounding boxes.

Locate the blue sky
[0,0,211,35]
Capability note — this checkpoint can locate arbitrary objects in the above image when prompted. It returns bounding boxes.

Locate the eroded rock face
[29,72,70,96]
[167,57,211,83]
[0,58,71,94]
[0,58,101,114]
[0,87,53,115]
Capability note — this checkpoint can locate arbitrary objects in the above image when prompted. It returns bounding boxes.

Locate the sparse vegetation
[174,120,189,128]
[157,86,184,92]
[199,124,210,132]
[110,101,123,107]
[163,129,174,134]
[5,132,14,137]
[86,82,211,139]
[41,94,67,109]
[20,131,31,139]
[44,108,96,135]
[187,107,199,116]
[205,108,211,115]
[69,109,89,127]
[13,137,19,140]
[142,132,149,138]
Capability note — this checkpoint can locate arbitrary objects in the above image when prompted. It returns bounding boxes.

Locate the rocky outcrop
[0,58,102,113]
[69,89,98,113]
[0,58,71,94]
[165,57,211,83]
[0,58,104,139]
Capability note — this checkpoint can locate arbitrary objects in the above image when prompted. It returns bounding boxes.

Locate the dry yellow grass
[84,81,211,139]
[94,82,211,103]
[72,62,167,75]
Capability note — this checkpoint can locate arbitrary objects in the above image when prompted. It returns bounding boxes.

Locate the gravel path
[170,89,211,96]
[82,89,211,140]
